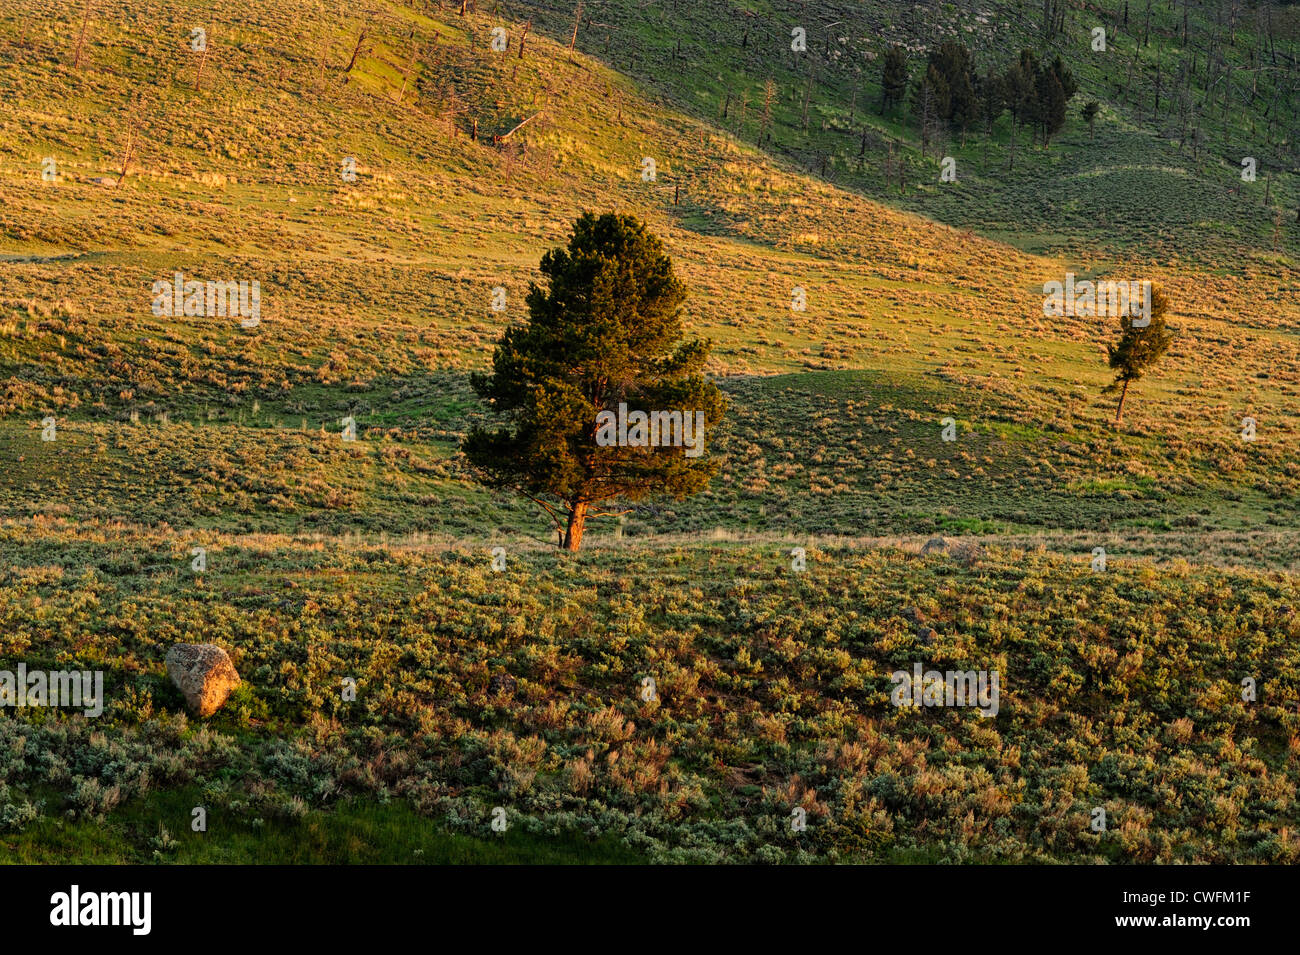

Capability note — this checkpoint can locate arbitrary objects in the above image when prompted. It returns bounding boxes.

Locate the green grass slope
[0,1,1298,864]
[1,0,1297,545]
[511,0,1300,262]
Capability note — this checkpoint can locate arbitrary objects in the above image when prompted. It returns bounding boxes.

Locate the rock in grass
[165,644,240,717]
[920,536,985,563]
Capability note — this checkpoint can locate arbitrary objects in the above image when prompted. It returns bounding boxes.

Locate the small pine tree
[1011,50,1042,144]
[928,41,977,142]
[948,70,978,144]
[1103,285,1175,424]
[1001,58,1034,165]
[881,45,909,114]
[463,213,726,551]
[978,66,1005,135]
[1048,54,1078,102]
[910,64,948,158]
[1081,100,1100,141]
[1038,66,1067,146]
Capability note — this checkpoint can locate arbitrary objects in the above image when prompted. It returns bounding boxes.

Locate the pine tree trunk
[1115,379,1130,424]
[563,500,588,551]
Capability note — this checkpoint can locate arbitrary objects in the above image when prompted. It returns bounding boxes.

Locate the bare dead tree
[116,101,142,188]
[195,29,212,91]
[72,0,93,69]
[519,20,530,59]
[761,79,775,143]
[1153,38,1162,116]
[345,28,371,77]
[396,31,420,102]
[498,111,544,141]
[302,0,327,79]
[568,1,583,60]
[1042,0,1062,38]
[316,22,331,89]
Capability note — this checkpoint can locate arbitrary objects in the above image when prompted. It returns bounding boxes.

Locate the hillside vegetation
[512,0,1300,262]
[3,1,1297,539]
[0,0,1297,863]
[2,526,1298,863]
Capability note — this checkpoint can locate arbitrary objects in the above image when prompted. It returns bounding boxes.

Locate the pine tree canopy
[463,212,726,550]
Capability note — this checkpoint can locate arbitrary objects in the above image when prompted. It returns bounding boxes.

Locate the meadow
[2,525,1298,863]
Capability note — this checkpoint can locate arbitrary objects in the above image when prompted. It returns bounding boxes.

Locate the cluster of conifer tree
[882,42,1079,158]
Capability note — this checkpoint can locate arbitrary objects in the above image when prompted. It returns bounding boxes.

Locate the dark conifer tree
[881,44,910,114]
[464,213,726,551]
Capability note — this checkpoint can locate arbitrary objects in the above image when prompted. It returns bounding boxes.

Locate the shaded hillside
[512,0,1300,262]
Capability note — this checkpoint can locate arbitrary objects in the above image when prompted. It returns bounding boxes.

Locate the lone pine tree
[1104,284,1175,424]
[463,212,726,552]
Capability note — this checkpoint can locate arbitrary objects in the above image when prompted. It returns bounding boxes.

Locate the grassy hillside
[0,0,1298,863]
[5,368,1300,551]
[512,0,1300,262]
[3,0,1298,541]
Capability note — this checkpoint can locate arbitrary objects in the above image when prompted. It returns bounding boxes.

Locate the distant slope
[0,0,1297,543]
[511,0,1300,263]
